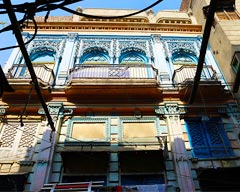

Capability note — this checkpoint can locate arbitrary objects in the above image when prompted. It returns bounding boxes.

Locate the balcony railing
[7,63,55,87]
[68,64,158,81]
[172,65,220,84]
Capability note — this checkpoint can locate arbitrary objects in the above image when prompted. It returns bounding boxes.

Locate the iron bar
[189,0,218,104]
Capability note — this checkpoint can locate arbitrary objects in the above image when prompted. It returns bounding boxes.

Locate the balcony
[172,65,231,102]
[172,65,218,84]
[7,63,55,88]
[66,64,162,103]
[68,64,159,84]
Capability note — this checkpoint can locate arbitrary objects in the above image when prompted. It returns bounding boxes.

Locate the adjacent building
[0,2,240,191]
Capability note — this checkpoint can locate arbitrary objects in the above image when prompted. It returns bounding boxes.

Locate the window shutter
[185,120,211,158]
[204,118,234,158]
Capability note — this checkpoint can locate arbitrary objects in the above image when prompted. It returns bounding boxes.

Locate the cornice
[23,21,202,34]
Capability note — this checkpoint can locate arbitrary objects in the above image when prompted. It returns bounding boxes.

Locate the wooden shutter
[204,118,234,158]
[185,119,211,158]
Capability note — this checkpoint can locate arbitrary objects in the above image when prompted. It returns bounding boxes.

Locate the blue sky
[0,0,182,66]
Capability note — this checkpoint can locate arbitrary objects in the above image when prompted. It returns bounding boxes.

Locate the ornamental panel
[123,122,155,138]
[18,124,38,148]
[0,124,18,148]
[72,122,106,140]
[162,38,200,57]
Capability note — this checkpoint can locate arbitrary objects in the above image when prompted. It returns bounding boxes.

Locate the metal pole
[189,0,218,104]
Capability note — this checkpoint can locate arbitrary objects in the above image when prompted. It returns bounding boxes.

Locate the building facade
[189,0,240,95]
[0,5,240,192]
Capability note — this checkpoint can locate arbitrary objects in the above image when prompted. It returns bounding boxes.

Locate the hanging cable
[0,18,38,51]
[60,0,163,19]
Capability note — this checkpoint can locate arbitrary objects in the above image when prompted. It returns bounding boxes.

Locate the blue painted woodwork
[119,49,148,64]
[185,118,234,158]
[172,51,198,64]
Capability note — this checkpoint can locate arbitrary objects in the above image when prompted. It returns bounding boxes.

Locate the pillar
[155,103,195,191]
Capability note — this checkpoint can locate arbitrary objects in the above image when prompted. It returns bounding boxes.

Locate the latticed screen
[0,123,38,148]
[0,123,39,160]
[185,118,234,158]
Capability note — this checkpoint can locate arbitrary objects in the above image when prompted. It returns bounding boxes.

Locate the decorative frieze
[155,103,187,116]
[162,38,199,57]
[81,39,112,54]
[0,107,6,115]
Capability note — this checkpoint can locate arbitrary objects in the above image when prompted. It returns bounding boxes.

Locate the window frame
[65,117,111,144]
[231,52,240,73]
[118,117,161,144]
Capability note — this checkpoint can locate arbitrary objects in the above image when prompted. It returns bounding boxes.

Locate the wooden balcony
[66,64,162,103]
[172,65,231,102]
[7,63,55,88]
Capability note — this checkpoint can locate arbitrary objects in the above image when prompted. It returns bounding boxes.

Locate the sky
[0,0,182,66]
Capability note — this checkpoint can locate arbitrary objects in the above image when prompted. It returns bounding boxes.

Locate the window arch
[19,48,56,77]
[80,47,110,64]
[30,51,55,63]
[119,49,147,64]
[172,51,198,65]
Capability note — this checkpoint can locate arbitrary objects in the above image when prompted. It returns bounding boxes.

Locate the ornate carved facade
[0,4,240,192]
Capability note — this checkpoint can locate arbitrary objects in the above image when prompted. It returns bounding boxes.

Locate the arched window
[172,51,198,70]
[30,51,55,63]
[80,47,110,64]
[80,52,109,64]
[119,49,147,64]
[19,49,56,77]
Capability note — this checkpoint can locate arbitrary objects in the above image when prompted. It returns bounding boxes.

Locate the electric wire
[60,0,163,19]
[0,17,38,51]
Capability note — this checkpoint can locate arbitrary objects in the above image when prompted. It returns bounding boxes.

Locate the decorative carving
[31,40,61,51]
[162,38,199,57]
[38,103,73,121]
[155,103,187,115]
[81,39,112,55]
[29,36,67,59]
[118,40,147,55]
[67,33,78,42]
[112,39,118,58]
[0,124,18,148]
[0,108,6,115]
[18,124,38,148]
[227,104,240,124]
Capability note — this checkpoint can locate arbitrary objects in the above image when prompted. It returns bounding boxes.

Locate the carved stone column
[31,103,68,191]
[155,103,195,192]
